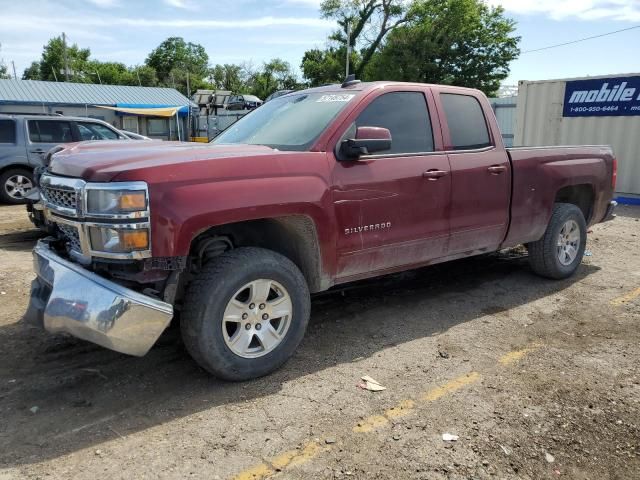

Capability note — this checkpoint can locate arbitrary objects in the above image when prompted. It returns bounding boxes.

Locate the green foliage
[247,58,299,99]
[35,36,91,82]
[209,64,247,92]
[145,37,209,94]
[303,0,520,95]
[317,0,408,78]
[368,0,520,95]
[22,61,41,80]
[301,47,358,87]
[0,44,11,79]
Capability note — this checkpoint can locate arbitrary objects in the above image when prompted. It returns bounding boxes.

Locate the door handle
[30,149,45,154]
[487,165,507,174]
[423,169,449,180]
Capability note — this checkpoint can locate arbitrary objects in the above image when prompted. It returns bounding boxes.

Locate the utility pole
[345,20,351,77]
[11,61,17,80]
[62,32,69,81]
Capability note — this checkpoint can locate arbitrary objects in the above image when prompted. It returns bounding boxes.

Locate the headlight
[88,226,149,253]
[87,189,147,215]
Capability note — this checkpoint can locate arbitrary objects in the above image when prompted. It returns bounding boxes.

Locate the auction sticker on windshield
[316,94,355,102]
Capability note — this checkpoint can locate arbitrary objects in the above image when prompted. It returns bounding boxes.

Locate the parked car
[264,90,293,102]
[120,130,152,140]
[25,81,617,381]
[226,94,263,111]
[0,114,128,204]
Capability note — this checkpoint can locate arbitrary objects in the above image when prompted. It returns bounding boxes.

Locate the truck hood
[48,140,279,182]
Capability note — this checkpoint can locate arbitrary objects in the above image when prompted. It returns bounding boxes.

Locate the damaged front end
[24,172,182,355]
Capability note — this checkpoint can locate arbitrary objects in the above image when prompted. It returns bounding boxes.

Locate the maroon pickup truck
[25,80,617,380]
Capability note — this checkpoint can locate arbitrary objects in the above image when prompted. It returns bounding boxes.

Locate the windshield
[212,91,358,151]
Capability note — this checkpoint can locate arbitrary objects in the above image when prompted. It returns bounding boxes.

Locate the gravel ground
[0,203,638,480]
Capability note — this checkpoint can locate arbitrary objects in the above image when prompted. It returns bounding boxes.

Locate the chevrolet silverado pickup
[25,80,617,380]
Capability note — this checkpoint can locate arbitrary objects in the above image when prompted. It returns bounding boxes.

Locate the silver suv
[0,114,128,204]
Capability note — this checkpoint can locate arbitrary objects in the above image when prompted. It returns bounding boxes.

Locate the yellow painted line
[233,463,273,480]
[421,372,481,401]
[353,414,389,433]
[611,287,640,306]
[498,344,541,366]
[385,399,416,419]
[354,373,480,434]
[232,440,328,480]
[233,345,534,478]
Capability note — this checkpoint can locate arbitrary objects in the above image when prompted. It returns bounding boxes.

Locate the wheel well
[0,164,33,176]
[554,184,594,222]
[189,215,326,293]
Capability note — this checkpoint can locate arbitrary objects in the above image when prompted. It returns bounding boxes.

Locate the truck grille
[41,185,79,212]
[57,223,82,253]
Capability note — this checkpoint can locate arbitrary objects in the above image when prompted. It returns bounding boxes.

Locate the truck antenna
[341,74,360,88]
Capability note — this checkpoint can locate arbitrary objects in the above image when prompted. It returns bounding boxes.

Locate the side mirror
[340,126,392,159]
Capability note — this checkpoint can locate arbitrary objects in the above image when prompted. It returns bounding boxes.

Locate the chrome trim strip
[47,212,152,260]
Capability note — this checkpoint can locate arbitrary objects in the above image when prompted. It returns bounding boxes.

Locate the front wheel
[181,247,310,381]
[528,203,587,279]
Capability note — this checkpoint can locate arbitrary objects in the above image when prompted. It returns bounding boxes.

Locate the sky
[1,0,639,87]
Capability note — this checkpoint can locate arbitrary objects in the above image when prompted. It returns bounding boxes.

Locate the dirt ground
[0,203,638,480]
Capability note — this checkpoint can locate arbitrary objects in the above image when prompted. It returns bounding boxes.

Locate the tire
[528,203,587,279]
[0,168,34,204]
[181,247,310,381]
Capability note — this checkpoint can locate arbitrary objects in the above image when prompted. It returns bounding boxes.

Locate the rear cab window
[355,91,434,155]
[0,119,16,143]
[28,120,73,143]
[440,93,491,150]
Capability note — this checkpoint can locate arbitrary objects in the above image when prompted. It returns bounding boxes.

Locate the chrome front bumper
[24,240,173,356]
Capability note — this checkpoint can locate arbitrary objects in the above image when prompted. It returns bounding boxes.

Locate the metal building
[0,79,196,141]
[489,96,517,147]
[514,73,640,198]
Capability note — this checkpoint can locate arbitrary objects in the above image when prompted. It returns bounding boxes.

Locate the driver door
[330,88,452,281]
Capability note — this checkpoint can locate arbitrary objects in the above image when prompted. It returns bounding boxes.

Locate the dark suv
[226,94,263,111]
[0,114,128,204]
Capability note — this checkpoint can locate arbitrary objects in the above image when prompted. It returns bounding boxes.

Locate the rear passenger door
[26,119,74,166]
[435,89,511,254]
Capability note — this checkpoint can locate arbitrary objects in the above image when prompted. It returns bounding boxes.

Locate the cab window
[355,92,434,154]
[440,93,491,150]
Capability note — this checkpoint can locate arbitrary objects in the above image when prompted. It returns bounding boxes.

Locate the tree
[248,58,299,99]
[368,0,520,96]
[146,37,209,94]
[320,0,408,78]
[22,61,41,80]
[36,36,91,82]
[0,44,11,79]
[301,47,357,86]
[210,64,246,92]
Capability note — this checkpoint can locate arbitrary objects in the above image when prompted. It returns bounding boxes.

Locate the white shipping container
[514,73,640,196]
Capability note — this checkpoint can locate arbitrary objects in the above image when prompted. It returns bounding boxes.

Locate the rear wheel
[181,247,310,381]
[0,168,34,204]
[528,203,587,279]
